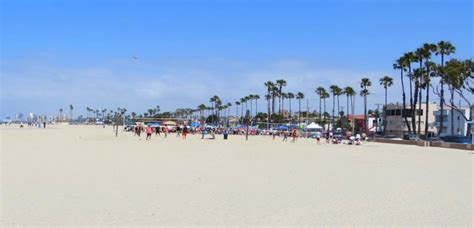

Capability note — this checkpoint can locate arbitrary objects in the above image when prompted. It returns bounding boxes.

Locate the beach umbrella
[276,125,289,130]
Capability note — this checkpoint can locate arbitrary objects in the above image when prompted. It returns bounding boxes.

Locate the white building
[433,107,471,136]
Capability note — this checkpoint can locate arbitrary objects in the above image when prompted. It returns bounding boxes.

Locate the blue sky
[1,0,472,118]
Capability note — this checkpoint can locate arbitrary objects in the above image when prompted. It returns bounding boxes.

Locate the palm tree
[296,92,304,125]
[329,85,341,131]
[265,94,271,126]
[59,108,63,122]
[424,61,436,137]
[379,76,394,136]
[421,44,437,135]
[281,92,287,117]
[393,56,412,134]
[276,79,287,114]
[69,104,74,122]
[240,97,246,120]
[234,101,240,118]
[264,81,275,116]
[253,95,260,117]
[443,59,464,135]
[343,86,356,134]
[360,78,372,133]
[287,92,294,118]
[322,91,330,129]
[248,95,254,118]
[315,87,326,124]
[435,41,456,136]
[404,51,418,133]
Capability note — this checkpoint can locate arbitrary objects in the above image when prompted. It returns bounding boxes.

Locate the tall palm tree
[360,78,372,133]
[248,95,254,118]
[322,91,330,129]
[59,108,63,122]
[343,87,355,118]
[329,85,341,131]
[281,92,287,117]
[234,101,240,118]
[424,61,436,137]
[276,79,287,114]
[379,76,394,136]
[240,97,246,120]
[435,41,456,136]
[315,87,326,125]
[287,92,294,118]
[265,94,271,125]
[443,58,464,135]
[404,52,418,133]
[296,92,304,125]
[69,104,74,122]
[253,95,260,117]
[264,81,275,116]
[393,56,412,134]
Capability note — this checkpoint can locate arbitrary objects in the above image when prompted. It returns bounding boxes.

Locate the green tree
[276,79,287,114]
[435,41,456,136]
[379,76,394,136]
[360,78,372,133]
[296,92,304,125]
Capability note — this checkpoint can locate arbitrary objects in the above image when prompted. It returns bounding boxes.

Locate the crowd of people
[126,123,367,145]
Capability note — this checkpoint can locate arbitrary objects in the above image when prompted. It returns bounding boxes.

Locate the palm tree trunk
[364,95,367,133]
[332,95,335,131]
[319,97,322,125]
[408,65,415,134]
[450,87,455,135]
[384,88,387,136]
[418,81,423,136]
[298,100,301,126]
[400,68,411,134]
[439,54,445,136]
[424,82,430,138]
[289,98,292,119]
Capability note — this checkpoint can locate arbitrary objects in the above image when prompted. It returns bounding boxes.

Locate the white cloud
[1,57,420,117]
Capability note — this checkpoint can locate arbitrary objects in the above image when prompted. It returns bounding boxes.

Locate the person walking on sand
[316,132,321,144]
[282,131,288,142]
[163,127,168,138]
[292,128,299,142]
[155,126,161,137]
[146,126,153,140]
[182,126,188,139]
[176,126,181,138]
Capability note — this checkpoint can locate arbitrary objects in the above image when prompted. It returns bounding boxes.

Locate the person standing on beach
[163,127,168,138]
[146,126,153,140]
[176,126,181,138]
[155,126,161,137]
[292,128,299,142]
[282,131,288,142]
[182,126,188,139]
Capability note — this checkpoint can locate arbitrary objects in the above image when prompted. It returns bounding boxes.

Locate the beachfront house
[433,106,472,137]
[347,114,380,133]
[384,103,438,138]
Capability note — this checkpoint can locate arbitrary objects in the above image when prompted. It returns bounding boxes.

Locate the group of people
[132,124,189,140]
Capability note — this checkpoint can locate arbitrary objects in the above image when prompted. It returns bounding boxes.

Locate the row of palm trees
[394,41,472,136]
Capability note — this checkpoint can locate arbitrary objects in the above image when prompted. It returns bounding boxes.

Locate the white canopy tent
[306,122,323,130]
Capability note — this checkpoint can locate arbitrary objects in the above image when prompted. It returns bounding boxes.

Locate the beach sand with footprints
[1,125,472,226]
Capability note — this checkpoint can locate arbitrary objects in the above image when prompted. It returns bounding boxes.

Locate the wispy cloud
[2,57,399,117]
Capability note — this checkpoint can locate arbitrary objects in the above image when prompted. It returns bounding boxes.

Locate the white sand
[1,125,472,226]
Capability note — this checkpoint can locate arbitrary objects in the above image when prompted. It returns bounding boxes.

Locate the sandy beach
[1,125,472,226]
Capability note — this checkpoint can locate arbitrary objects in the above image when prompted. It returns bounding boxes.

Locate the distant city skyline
[1,0,472,118]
